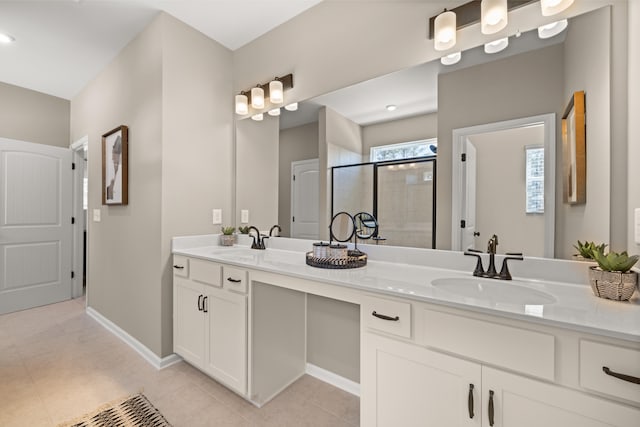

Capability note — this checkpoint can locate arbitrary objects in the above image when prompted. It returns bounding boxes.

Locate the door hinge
[461,153,467,162]
[71,217,75,224]
[461,220,466,228]
[71,271,75,279]
[72,162,76,170]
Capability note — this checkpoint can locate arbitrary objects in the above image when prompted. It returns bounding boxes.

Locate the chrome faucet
[248,226,268,250]
[464,234,523,280]
[269,224,282,237]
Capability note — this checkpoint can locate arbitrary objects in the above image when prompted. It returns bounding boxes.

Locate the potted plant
[573,240,607,261]
[220,226,236,246]
[238,226,250,234]
[588,249,639,301]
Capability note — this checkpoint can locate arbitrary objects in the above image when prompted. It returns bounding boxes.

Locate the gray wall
[437,45,565,251]
[71,13,234,358]
[629,0,640,254]
[278,122,319,237]
[0,82,69,147]
[362,112,438,160]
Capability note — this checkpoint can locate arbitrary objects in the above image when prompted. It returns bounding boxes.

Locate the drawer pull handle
[371,311,399,321]
[203,296,208,313]
[488,390,495,426]
[227,277,242,283]
[468,384,474,419]
[602,366,640,384]
[197,294,203,311]
[173,265,184,269]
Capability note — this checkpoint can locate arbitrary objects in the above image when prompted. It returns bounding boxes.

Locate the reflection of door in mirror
[291,159,319,239]
[453,114,555,258]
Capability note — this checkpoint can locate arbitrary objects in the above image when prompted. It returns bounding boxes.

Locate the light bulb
[440,51,462,65]
[484,37,509,54]
[251,113,263,121]
[235,94,248,115]
[540,0,574,16]
[284,103,298,111]
[268,108,281,116]
[251,86,264,109]
[538,19,568,39]
[434,10,456,51]
[269,80,284,104]
[481,0,507,35]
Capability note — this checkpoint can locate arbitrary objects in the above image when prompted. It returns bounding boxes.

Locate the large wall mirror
[235,6,612,260]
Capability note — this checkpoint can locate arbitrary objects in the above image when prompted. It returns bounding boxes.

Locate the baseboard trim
[86,307,182,370]
[305,363,360,397]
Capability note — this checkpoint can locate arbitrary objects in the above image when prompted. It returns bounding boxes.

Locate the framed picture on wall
[102,125,128,205]
[562,90,586,205]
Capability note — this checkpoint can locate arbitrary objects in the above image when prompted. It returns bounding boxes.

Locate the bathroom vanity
[172,236,640,426]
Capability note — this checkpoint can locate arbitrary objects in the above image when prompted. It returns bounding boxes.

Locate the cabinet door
[362,332,481,427]
[205,287,247,395]
[482,367,640,427]
[173,278,205,367]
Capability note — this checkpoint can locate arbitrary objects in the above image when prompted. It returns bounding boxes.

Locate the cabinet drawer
[223,266,248,294]
[190,258,221,287]
[362,295,412,339]
[422,309,555,381]
[580,340,640,404]
[172,255,189,278]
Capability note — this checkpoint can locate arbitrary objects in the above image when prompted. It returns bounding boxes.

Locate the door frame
[451,113,556,257]
[71,136,88,300]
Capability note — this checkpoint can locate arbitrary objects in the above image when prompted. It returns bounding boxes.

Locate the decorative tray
[305,250,367,269]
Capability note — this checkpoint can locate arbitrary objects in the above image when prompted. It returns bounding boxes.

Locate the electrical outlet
[241,209,249,224]
[93,209,101,222]
[212,209,222,225]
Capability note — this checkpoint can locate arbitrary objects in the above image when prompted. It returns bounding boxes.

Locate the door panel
[0,138,72,314]
[291,159,319,239]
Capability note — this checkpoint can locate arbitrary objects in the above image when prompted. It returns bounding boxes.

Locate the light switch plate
[212,209,222,225]
[93,209,101,222]
[241,209,249,224]
[635,208,640,245]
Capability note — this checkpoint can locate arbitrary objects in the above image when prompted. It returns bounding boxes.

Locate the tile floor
[0,297,359,427]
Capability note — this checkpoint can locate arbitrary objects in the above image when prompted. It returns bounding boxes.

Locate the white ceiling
[0,0,323,100]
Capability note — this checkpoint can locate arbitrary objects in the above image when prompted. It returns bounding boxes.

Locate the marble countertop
[173,244,640,342]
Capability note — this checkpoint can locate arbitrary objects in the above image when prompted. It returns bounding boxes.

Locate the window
[370,139,437,162]
[525,146,544,214]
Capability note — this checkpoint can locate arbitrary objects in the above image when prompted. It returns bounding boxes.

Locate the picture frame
[102,125,128,205]
[562,90,586,205]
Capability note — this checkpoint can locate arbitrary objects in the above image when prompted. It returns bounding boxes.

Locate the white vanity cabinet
[361,295,640,427]
[173,256,248,396]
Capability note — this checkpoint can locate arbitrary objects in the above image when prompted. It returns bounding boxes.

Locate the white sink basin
[431,277,556,305]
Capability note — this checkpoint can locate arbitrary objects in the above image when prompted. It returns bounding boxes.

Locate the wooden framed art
[562,90,586,204]
[102,125,128,205]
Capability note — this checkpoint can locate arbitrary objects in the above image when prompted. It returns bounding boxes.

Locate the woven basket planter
[588,266,638,301]
[220,234,235,246]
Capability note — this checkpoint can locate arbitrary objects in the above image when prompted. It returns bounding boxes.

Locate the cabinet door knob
[488,390,495,426]
[227,277,242,283]
[602,366,640,384]
[468,384,474,419]
[371,311,399,321]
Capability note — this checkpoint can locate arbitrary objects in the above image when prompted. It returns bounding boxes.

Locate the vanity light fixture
[284,102,298,111]
[537,19,568,39]
[251,113,264,121]
[540,0,574,16]
[234,73,294,116]
[440,51,462,65]
[481,0,508,35]
[434,10,457,51]
[484,37,509,54]
[251,86,265,109]
[0,32,15,44]
[268,108,280,116]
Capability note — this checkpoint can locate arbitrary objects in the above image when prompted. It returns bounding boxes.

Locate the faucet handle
[499,253,524,280]
[464,250,485,277]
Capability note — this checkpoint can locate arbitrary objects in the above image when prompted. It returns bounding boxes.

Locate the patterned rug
[58,393,172,427]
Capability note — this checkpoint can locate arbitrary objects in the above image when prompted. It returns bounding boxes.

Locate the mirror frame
[451,113,556,257]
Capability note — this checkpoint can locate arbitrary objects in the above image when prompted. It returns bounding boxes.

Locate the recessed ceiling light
[385,104,397,112]
[0,33,15,44]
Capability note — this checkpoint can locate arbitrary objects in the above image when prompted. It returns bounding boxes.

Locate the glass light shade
[268,108,281,116]
[440,51,462,65]
[251,113,263,121]
[0,33,15,44]
[484,37,509,54]
[540,0,574,17]
[269,80,284,104]
[251,86,264,109]
[538,19,568,39]
[284,102,298,111]
[481,0,507,35]
[434,11,456,51]
[235,94,248,115]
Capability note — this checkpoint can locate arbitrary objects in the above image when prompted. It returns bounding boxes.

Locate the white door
[462,139,478,250]
[291,159,319,239]
[0,138,73,315]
